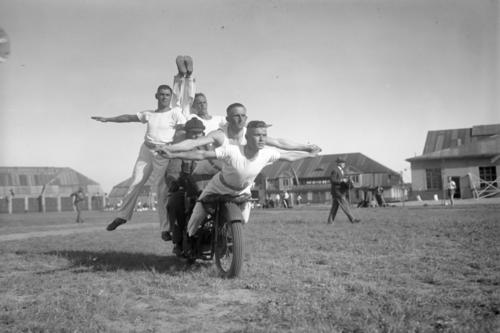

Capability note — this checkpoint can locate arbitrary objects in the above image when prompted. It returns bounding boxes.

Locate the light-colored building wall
[411,169,426,191]
[409,158,499,199]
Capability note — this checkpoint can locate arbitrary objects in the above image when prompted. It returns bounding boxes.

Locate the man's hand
[156,146,173,158]
[91,116,107,122]
[306,144,322,154]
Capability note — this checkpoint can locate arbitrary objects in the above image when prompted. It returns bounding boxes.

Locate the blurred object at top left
[0,26,11,63]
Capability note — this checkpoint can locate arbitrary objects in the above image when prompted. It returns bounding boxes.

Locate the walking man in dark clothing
[327,158,360,224]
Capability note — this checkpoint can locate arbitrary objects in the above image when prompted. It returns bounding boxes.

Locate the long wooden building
[0,166,104,213]
[256,152,404,205]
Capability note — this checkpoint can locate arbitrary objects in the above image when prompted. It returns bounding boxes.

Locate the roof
[422,124,500,154]
[261,153,399,179]
[407,135,500,162]
[0,166,100,187]
[108,176,155,198]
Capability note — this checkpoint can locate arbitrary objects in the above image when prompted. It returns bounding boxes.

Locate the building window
[0,173,13,186]
[350,175,359,183]
[305,179,329,185]
[19,174,28,186]
[479,166,497,188]
[283,179,289,187]
[425,168,442,190]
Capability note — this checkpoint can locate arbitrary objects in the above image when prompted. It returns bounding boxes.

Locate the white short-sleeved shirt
[200,145,280,196]
[191,123,245,178]
[137,107,187,145]
[219,123,247,146]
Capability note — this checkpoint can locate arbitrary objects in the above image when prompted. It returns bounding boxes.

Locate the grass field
[1,203,499,332]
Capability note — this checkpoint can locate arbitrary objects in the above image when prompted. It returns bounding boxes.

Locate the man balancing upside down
[157,120,320,239]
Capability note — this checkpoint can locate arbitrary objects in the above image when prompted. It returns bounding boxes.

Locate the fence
[0,195,107,214]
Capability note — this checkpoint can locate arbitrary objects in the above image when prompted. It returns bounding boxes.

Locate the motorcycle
[168,182,247,278]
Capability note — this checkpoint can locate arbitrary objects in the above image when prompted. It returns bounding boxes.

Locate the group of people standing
[92,56,321,253]
[265,191,296,208]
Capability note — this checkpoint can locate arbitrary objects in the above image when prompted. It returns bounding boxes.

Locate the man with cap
[328,157,360,224]
[163,117,206,250]
[158,119,320,237]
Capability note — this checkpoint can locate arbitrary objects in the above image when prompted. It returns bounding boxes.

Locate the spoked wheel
[215,221,243,278]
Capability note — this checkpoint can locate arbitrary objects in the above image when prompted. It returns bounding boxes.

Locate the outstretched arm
[91,114,140,123]
[266,136,321,153]
[158,149,217,161]
[278,151,318,162]
[158,130,225,153]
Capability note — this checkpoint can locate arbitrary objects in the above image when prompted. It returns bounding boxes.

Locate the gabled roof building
[0,167,104,213]
[258,152,404,205]
[406,124,500,200]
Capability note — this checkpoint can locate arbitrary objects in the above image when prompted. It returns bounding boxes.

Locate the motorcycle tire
[215,221,243,278]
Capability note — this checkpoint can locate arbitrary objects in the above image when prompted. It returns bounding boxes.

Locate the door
[451,176,461,198]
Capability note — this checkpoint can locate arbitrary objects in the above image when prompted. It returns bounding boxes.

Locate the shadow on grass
[40,250,212,275]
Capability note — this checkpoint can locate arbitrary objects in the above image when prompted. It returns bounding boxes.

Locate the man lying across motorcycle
[157,119,320,240]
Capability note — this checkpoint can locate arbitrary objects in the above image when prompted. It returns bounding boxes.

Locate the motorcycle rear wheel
[215,221,243,278]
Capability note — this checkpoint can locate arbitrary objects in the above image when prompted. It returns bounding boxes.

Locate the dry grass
[0,203,499,332]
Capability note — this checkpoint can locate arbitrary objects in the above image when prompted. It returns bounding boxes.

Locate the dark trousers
[328,194,355,223]
[167,191,187,245]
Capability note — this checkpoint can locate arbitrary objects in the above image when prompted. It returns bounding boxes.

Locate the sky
[0,0,499,193]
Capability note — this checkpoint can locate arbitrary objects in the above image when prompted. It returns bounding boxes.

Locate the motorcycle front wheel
[215,221,243,278]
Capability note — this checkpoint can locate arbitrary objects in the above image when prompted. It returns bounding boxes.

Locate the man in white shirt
[446,176,457,206]
[159,120,319,237]
[189,93,226,133]
[91,57,194,232]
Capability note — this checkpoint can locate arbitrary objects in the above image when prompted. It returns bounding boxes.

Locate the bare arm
[159,149,217,161]
[91,114,140,123]
[159,130,225,153]
[266,136,321,153]
[278,151,318,162]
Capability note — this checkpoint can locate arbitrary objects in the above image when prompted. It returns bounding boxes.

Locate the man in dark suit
[327,158,360,224]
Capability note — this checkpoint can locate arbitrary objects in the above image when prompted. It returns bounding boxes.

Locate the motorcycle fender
[221,201,244,223]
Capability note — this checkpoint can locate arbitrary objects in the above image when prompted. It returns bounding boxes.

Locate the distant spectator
[375,186,387,207]
[70,188,85,223]
[296,194,302,206]
[283,191,291,208]
[446,177,456,206]
[327,158,360,224]
[274,193,281,208]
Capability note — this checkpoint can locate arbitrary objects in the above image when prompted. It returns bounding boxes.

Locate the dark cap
[336,157,346,163]
[184,117,205,133]
[247,120,272,129]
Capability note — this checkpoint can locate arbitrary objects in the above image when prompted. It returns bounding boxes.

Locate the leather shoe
[161,231,172,242]
[172,244,183,256]
[176,55,187,76]
[184,55,193,77]
[106,218,126,231]
[351,219,361,223]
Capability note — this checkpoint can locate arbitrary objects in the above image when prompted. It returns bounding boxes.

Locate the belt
[218,173,248,192]
[144,141,171,150]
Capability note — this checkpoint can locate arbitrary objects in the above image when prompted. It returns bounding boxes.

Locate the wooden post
[41,195,46,213]
[57,195,62,212]
[7,196,12,214]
